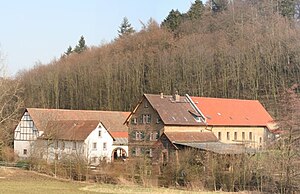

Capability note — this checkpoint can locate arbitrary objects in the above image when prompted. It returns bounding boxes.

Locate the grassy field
[0,167,238,194]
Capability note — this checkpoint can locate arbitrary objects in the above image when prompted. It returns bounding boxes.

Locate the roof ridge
[27,108,129,113]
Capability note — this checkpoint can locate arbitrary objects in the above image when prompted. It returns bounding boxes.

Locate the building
[14,108,129,164]
[126,93,276,159]
[125,93,210,158]
[190,97,276,149]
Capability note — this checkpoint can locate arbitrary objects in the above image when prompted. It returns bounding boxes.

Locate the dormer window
[195,116,202,122]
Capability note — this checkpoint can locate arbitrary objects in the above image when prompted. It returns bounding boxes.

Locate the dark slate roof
[164,132,218,143]
[175,142,257,154]
[144,94,205,126]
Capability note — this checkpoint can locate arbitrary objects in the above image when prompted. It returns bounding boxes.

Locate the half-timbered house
[14,108,129,163]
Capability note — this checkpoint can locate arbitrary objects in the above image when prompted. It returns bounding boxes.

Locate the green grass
[0,167,237,194]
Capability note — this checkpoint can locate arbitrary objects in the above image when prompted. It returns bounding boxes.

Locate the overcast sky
[0,1,203,76]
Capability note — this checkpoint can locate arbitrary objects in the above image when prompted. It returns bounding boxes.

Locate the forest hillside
[17,0,300,118]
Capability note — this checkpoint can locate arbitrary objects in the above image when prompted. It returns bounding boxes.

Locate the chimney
[174,91,180,102]
[160,92,164,99]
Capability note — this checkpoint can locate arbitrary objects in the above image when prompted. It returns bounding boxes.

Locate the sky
[0,0,203,76]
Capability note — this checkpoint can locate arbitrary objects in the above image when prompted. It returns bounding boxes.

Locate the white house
[14,108,130,164]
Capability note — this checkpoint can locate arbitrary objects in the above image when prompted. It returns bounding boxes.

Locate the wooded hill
[17,0,300,117]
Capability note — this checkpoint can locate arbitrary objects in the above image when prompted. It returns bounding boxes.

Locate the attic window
[194,116,202,122]
[156,117,161,124]
[144,101,149,108]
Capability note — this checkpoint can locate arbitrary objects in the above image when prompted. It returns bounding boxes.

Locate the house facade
[125,93,209,158]
[190,97,276,149]
[126,93,276,159]
[14,108,129,164]
[34,121,114,164]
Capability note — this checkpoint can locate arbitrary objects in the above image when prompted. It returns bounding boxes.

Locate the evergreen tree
[278,0,295,19]
[161,9,183,32]
[187,0,205,20]
[211,0,228,13]
[118,17,135,37]
[65,46,73,56]
[74,36,87,54]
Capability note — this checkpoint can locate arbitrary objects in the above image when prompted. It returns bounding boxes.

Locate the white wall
[14,112,39,158]
[84,123,114,164]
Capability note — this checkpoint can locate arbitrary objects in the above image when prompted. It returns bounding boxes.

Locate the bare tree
[0,51,23,159]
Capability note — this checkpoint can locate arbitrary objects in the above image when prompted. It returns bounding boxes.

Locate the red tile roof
[110,131,128,138]
[164,132,218,143]
[191,97,274,127]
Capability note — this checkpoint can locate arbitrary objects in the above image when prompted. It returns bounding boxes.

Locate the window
[103,142,107,150]
[146,148,153,157]
[131,147,136,156]
[227,132,230,140]
[242,132,245,140]
[218,132,221,140]
[23,149,27,155]
[131,118,137,124]
[156,117,161,124]
[93,142,97,149]
[249,132,253,140]
[234,132,237,141]
[142,114,151,124]
[55,153,58,160]
[135,131,144,140]
[149,132,158,141]
[144,101,149,108]
[72,142,76,150]
[92,157,97,163]
[54,141,58,149]
[61,141,65,150]
[98,130,102,137]
[259,137,262,144]
[135,147,141,156]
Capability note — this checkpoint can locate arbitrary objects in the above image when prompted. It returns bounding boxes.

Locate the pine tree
[74,36,87,54]
[118,17,135,38]
[211,0,228,13]
[161,9,183,32]
[278,0,295,19]
[187,0,205,20]
[64,46,73,56]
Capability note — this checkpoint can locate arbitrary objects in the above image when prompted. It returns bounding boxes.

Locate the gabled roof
[143,94,205,126]
[41,120,101,141]
[26,108,129,133]
[164,132,218,143]
[190,97,274,127]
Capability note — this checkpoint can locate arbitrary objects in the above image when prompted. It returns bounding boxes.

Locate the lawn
[0,167,236,194]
